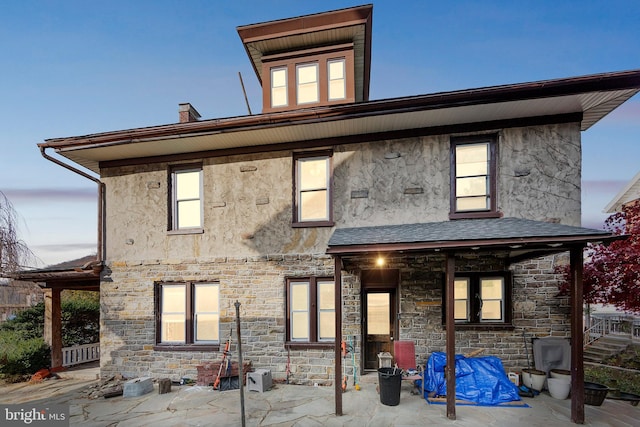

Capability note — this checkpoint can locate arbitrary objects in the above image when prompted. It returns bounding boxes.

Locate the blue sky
[1,1,638,268]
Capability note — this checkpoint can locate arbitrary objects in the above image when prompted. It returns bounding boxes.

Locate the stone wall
[342,252,570,372]
[100,255,335,385]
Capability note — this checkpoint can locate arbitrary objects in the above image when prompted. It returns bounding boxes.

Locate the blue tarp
[416,352,521,405]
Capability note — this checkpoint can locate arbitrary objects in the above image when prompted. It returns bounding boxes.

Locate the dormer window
[271,67,288,108]
[328,59,346,100]
[297,63,319,104]
[261,44,355,112]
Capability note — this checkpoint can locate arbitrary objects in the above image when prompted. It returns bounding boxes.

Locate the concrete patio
[0,366,638,426]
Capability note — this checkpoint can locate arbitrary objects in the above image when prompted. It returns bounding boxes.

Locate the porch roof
[7,256,102,290]
[326,217,619,257]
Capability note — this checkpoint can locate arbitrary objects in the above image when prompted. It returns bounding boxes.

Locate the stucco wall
[101,122,581,263]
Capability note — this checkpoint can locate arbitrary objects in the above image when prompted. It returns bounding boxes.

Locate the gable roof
[604,170,640,213]
[40,69,640,175]
[327,217,618,256]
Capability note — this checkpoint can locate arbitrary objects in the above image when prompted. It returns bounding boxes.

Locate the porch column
[445,253,456,420]
[570,246,585,424]
[334,256,343,416]
[43,287,63,368]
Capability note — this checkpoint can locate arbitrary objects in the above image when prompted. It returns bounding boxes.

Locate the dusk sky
[1,1,638,268]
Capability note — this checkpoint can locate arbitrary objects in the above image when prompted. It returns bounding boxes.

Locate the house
[604,170,640,214]
[33,5,640,423]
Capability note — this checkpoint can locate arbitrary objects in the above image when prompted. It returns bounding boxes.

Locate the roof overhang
[326,218,624,262]
[40,69,640,175]
[236,4,373,101]
[8,261,102,290]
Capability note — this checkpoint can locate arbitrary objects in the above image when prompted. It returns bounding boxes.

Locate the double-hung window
[156,282,220,350]
[293,152,333,226]
[450,135,498,219]
[287,277,335,346]
[271,67,288,108]
[445,272,511,326]
[296,63,319,104]
[327,59,346,100]
[170,165,203,231]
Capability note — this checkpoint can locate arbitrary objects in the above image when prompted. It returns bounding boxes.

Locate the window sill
[449,211,502,220]
[285,341,335,350]
[167,228,204,235]
[441,323,514,331]
[153,344,219,352]
[292,221,335,228]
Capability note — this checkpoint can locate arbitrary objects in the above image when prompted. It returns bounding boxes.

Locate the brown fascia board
[40,69,640,151]
[237,4,373,85]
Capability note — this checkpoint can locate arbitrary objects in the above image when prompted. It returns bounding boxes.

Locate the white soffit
[57,88,637,174]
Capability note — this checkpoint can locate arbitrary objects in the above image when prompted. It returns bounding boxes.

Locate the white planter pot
[548,377,571,399]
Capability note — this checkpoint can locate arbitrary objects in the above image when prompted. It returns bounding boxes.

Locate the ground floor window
[444,272,512,326]
[286,277,335,346]
[155,281,219,349]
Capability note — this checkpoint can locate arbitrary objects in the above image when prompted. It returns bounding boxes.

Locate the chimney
[179,103,201,123]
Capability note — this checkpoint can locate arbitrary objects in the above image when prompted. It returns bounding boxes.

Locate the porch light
[376,257,385,267]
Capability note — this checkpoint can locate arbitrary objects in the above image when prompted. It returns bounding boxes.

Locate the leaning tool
[213,329,232,390]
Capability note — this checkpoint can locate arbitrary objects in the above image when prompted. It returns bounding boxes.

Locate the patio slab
[1,370,639,426]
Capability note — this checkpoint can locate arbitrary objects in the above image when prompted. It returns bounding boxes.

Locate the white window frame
[171,165,203,230]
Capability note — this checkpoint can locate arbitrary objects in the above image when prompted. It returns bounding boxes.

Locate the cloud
[582,180,626,193]
[0,187,96,203]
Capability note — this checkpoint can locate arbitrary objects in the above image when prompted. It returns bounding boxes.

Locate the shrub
[0,330,50,377]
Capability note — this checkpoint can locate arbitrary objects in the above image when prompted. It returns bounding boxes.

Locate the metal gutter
[40,146,105,264]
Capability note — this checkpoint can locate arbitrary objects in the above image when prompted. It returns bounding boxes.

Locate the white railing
[584,314,640,347]
[62,343,100,367]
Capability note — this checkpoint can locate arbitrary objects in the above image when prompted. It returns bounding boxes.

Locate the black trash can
[378,367,402,406]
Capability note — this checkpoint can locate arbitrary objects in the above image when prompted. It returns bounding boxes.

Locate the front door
[362,270,398,370]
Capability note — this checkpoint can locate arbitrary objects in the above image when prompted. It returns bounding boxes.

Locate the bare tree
[0,191,35,274]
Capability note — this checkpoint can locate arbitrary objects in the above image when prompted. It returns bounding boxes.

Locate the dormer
[237,4,373,113]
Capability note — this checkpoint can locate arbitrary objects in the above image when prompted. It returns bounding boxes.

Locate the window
[293,151,333,226]
[450,135,498,219]
[156,282,219,349]
[444,272,511,326]
[261,44,355,112]
[296,63,319,104]
[271,67,288,108]
[328,59,346,100]
[286,277,335,345]
[170,165,203,230]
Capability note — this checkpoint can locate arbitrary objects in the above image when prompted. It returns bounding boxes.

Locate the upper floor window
[262,44,354,112]
[286,277,335,346]
[170,165,203,231]
[296,63,319,104]
[155,282,219,349]
[450,135,499,219]
[328,59,346,100]
[271,67,288,108]
[444,272,512,326]
[293,151,333,227]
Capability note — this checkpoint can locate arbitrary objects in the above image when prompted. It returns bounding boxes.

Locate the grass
[585,345,640,395]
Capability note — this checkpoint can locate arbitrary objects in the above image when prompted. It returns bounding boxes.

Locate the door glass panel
[367,293,390,335]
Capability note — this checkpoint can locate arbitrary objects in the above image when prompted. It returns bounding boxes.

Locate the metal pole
[235,301,246,427]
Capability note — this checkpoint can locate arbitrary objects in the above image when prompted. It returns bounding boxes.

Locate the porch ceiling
[326,217,621,261]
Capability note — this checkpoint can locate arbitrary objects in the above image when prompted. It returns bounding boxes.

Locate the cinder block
[158,378,171,394]
[123,377,154,397]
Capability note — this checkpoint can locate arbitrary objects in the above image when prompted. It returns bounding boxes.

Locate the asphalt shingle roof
[327,217,610,247]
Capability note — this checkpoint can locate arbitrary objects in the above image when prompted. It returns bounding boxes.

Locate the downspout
[39,147,105,262]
